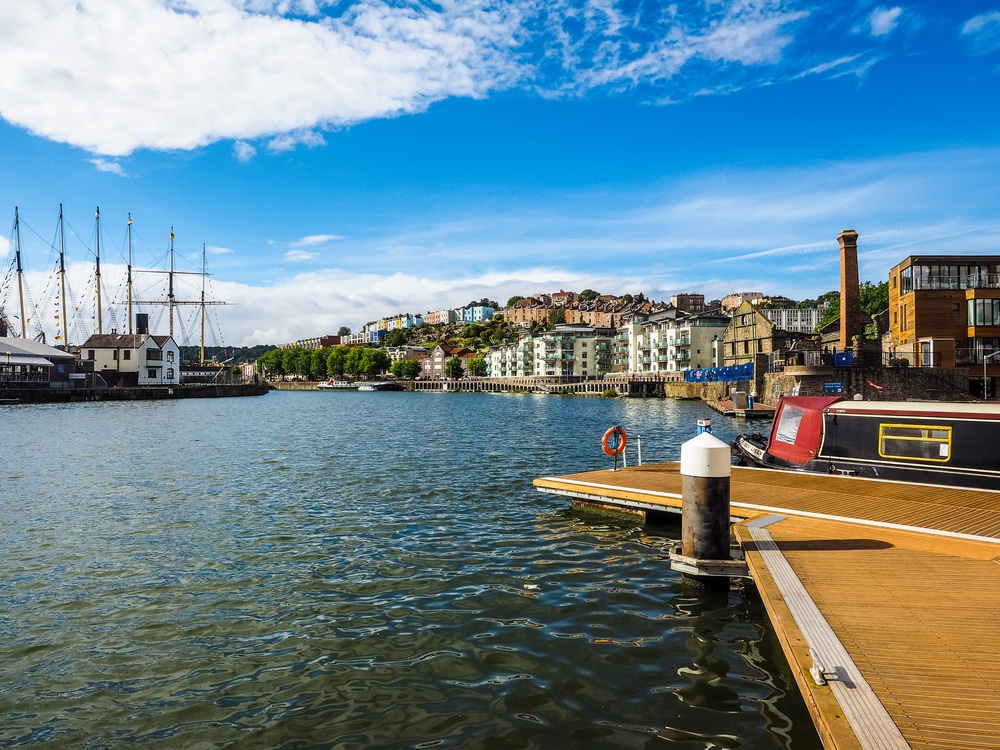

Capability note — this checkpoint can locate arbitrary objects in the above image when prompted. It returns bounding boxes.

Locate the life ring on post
[601,426,627,457]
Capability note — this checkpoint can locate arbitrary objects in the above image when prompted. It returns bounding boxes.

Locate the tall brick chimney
[838,229,861,352]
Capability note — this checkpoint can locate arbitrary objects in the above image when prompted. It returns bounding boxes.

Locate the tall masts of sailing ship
[133,228,226,365]
[2,207,226,363]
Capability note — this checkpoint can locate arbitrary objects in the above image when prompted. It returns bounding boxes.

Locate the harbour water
[1,391,821,749]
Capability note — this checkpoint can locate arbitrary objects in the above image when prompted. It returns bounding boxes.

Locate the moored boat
[732,396,1000,490]
[317,380,357,390]
[357,381,399,391]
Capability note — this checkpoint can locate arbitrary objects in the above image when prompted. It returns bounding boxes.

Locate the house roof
[0,335,76,360]
[81,333,175,349]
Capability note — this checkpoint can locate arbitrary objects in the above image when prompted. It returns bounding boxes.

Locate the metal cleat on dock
[809,648,829,686]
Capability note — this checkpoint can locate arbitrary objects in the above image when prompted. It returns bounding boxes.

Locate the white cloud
[233,140,257,161]
[88,158,127,176]
[284,249,320,261]
[214,266,619,345]
[267,130,326,152]
[293,234,345,246]
[961,11,1000,54]
[0,0,526,156]
[868,7,902,37]
[0,0,833,156]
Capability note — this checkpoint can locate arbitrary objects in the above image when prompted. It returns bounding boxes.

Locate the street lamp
[984,350,1000,400]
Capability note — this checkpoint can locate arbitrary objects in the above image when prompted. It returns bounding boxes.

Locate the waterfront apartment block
[486,324,615,379]
[533,324,615,378]
[887,256,1000,387]
[487,336,536,378]
[758,307,823,334]
[615,308,728,375]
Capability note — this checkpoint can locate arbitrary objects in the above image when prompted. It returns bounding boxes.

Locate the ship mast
[168,227,175,337]
[126,214,134,335]
[94,207,103,335]
[58,205,71,349]
[200,243,206,365]
[14,207,27,338]
[132,227,227,349]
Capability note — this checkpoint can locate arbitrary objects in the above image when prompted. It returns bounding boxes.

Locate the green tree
[281,347,311,379]
[445,356,465,379]
[467,355,488,377]
[505,295,522,308]
[382,329,411,348]
[344,346,364,376]
[258,348,284,379]
[580,289,600,302]
[348,347,391,378]
[338,326,352,337]
[547,308,566,328]
[391,358,422,379]
[859,280,889,317]
[370,348,391,376]
[327,347,347,379]
[310,348,330,379]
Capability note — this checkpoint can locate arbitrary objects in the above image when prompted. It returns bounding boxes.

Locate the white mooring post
[670,429,746,586]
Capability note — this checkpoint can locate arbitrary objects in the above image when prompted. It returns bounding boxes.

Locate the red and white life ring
[601,426,627,456]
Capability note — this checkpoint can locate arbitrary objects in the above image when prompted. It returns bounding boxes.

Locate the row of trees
[257,344,489,381]
[258,345,392,380]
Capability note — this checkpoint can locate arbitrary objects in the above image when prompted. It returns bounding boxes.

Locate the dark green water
[0,391,820,749]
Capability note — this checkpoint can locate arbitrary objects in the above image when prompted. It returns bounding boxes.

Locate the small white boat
[357,381,399,391]
[317,380,357,390]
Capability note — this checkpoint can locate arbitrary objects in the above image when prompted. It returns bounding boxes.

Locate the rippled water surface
[1,391,820,749]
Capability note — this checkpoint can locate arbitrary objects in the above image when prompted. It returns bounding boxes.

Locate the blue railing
[684,362,754,383]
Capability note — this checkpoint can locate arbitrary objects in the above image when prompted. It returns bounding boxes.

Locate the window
[166,368,174,379]
[123,350,131,360]
[879,424,951,462]
[88,349,94,360]
[167,351,174,362]
[148,369,157,379]
[774,405,804,445]
[112,350,118,360]
[969,298,1000,327]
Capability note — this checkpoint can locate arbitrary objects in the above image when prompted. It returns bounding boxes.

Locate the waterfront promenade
[534,464,1000,749]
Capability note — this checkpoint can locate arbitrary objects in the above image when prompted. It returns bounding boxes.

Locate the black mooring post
[680,431,732,589]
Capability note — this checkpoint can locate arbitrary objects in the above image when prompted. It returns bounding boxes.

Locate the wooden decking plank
[745,516,910,750]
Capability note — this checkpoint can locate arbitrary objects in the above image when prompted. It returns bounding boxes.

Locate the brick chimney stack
[838,229,861,352]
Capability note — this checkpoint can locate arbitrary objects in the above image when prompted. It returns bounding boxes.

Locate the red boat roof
[766,396,842,465]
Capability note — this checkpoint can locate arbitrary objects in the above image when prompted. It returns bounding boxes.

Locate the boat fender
[601,426,627,457]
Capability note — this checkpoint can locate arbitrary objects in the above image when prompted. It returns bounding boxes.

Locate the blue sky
[1,1,999,347]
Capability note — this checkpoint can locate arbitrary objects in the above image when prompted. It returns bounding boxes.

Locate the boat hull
[732,398,1000,491]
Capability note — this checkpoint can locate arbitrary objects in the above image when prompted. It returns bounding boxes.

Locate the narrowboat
[732,397,1000,490]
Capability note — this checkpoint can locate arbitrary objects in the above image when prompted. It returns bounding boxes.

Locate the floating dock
[534,464,1000,750]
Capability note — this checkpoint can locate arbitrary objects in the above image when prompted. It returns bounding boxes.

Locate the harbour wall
[0,383,269,404]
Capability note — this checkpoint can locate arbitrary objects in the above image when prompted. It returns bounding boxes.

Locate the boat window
[774,405,805,445]
[879,424,952,462]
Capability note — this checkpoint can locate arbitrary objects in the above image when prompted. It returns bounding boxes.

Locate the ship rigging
[1,206,227,363]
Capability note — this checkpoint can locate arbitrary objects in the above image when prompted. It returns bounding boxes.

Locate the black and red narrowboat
[732,396,1000,490]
